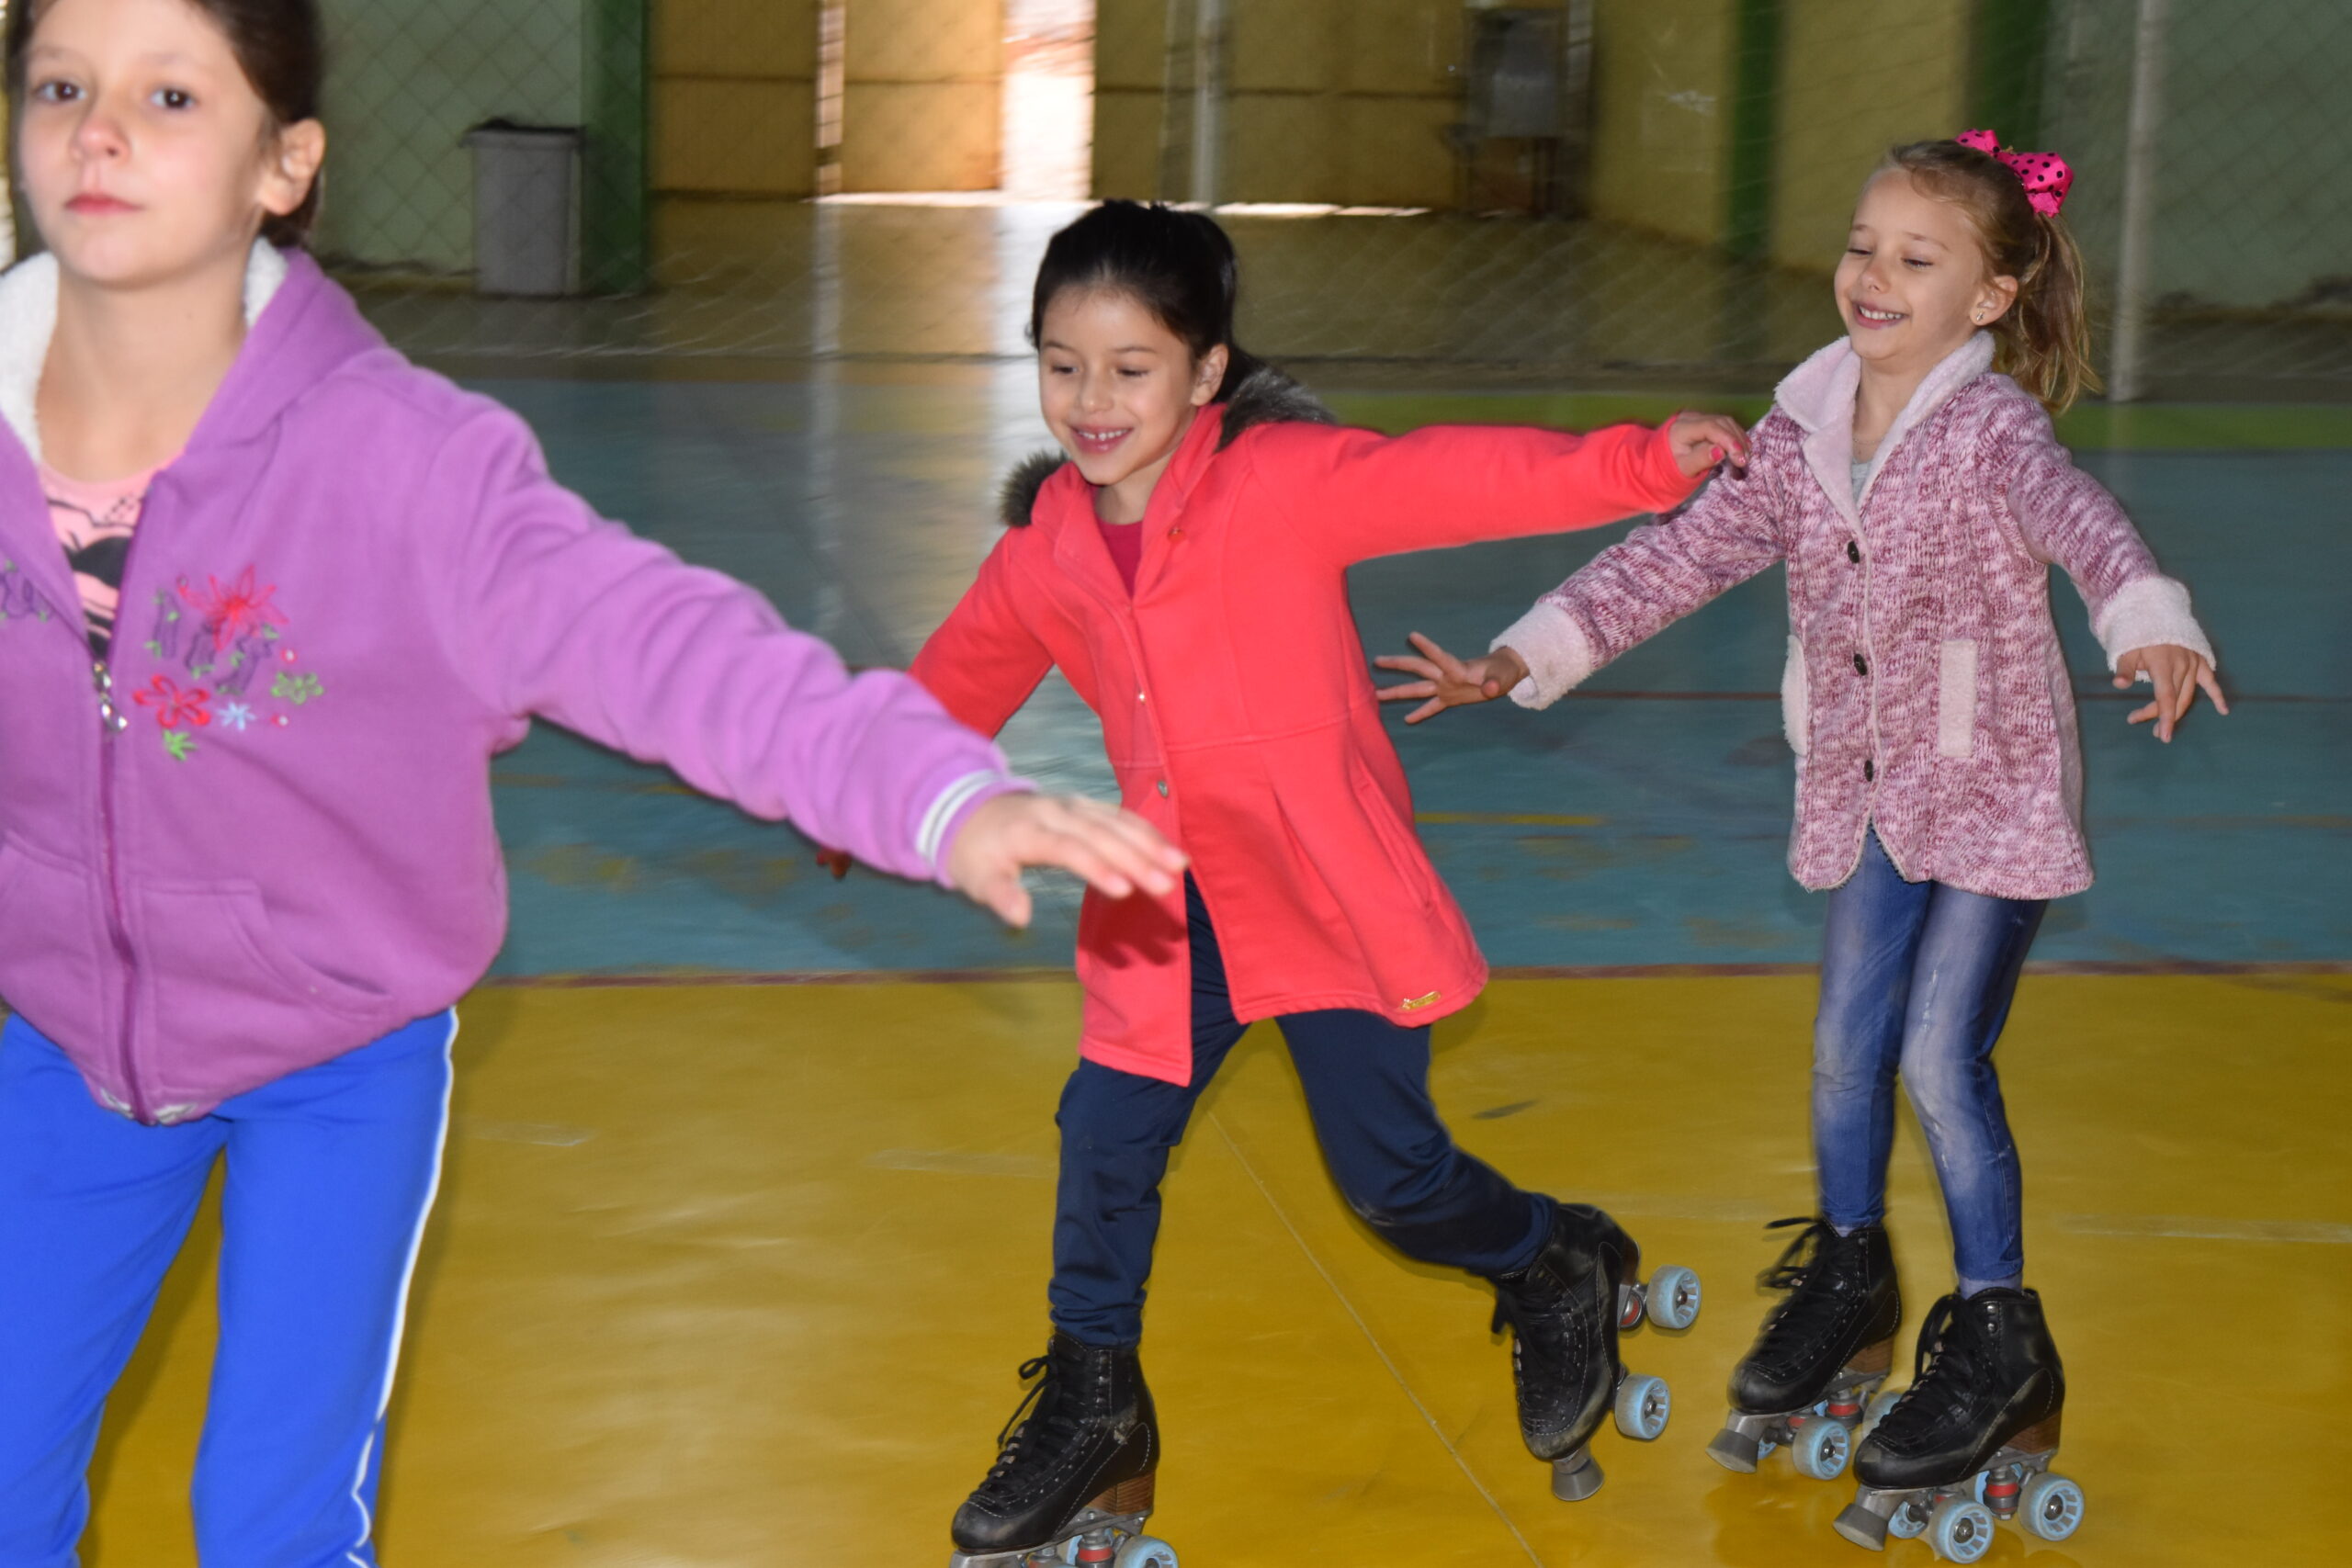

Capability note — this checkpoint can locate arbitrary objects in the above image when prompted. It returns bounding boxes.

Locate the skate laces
[1874,1294,1987,1449]
[978,1352,1100,1497]
[1751,1218,1857,1360]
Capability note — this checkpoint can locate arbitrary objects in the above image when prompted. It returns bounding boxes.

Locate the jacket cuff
[1644,418,1702,509]
[2094,575,2216,671]
[1492,600,1598,709]
[920,772,1035,886]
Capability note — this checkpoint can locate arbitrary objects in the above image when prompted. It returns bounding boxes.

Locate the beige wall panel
[1588,0,1731,245]
[656,0,818,79]
[1771,0,1969,267]
[1220,94,1340,203]
[1227,3,1336,94]
[1092,88,1169,198]
[1340,0,1464,94]
[654,78,818,195]
[1094,0,1166,91]
[841,83,1003,190]
[845,0,1005,80]
[1340,96,1457,208]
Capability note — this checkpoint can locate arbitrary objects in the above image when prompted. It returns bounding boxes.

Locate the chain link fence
[32,0,2344,396]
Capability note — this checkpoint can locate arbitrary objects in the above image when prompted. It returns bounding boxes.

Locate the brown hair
[1878,138,2097,414]
[6,0,325,248]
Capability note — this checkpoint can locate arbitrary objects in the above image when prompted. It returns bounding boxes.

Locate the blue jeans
[0,1012,457,1568]
[1813,831,2045,1293]
[1049,878,1550,1344]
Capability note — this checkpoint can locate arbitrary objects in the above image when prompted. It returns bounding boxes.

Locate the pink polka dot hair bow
[1955,129,2073,216]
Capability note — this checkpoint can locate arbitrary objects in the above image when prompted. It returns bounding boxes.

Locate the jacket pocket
[0,835,111,1049]
[1938,639,1980,758]
[1345,756,1443,915]
[139,881,391,1026]
[1780,636,1811,758]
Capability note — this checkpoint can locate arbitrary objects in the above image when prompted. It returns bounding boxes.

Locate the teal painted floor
[458,367,2348,979]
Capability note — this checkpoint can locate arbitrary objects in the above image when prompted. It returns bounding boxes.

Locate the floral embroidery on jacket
[125,567,323,758]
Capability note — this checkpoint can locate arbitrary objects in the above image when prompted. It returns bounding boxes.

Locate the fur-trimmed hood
[997,362,1334,527]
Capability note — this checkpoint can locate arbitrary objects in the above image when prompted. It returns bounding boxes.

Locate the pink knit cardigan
[1494,334,2215,900]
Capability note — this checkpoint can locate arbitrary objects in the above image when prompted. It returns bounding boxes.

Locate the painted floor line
[2057,1213,2352,1246]
[1206,1110,1548,1568]
[481,959,2352,988]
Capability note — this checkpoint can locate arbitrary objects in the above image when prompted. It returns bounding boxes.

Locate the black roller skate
[1707,1218,1903,1482]
[1487,1201,1702,1501]
[1833,1288,2082,1562]
[949,1332,1176,1568]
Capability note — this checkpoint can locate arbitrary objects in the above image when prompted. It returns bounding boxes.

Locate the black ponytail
[1029,200,1261,402]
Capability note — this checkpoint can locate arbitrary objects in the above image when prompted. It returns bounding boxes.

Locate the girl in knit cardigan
[1379,134,2222,1553]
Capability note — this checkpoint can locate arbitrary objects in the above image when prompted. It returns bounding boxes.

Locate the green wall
[315,0,589,274]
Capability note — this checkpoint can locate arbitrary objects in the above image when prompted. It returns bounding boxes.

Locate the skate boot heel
[2008,1411,2061,1453]
[1091,1473,1156,1515]
[1550,1445,1604,1503]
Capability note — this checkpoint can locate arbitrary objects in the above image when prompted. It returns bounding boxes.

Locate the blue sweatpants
[0,1010,457,1568]
[1050,877,1550,1344]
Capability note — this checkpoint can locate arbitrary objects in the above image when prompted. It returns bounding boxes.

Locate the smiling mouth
[1851,303,1905,326]
[1069,426,1133,455]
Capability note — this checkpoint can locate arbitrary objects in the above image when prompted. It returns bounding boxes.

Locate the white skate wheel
[1645,1266,1702,1329]
[1927,1497,1996,1563]
[1613,1373,1670,1440]
[1114,1537,1179,1568]
[1792,1418,1851,1481]
[2019,1472,2085,1541]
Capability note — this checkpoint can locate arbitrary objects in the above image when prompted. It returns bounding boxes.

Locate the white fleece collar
[0,240,288,464]
[1775,332,1996,528]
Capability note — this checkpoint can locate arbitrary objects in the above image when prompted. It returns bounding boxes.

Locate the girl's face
[17,0,323,290]
[1836,170,2018,380]
[1037,287,1227,519]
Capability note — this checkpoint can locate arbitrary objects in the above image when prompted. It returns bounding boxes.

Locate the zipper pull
[93,660,128,733]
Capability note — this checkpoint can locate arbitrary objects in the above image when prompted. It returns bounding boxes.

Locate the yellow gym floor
[83,971,2350,1566]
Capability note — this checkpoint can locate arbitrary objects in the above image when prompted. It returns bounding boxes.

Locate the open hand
[2114,645,2227,742]
[945,792,1187,928]
[1668,412,1750,478]
[1374,632,1531,724]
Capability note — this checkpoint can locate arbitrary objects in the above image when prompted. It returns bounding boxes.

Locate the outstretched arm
[2002,404,2224,741]
[436,408,1181,913]
[1254,412,1747,568]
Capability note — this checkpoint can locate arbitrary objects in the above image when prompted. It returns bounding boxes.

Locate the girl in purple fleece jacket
[1380,136,2224,1550]
[0,1,1182,1562]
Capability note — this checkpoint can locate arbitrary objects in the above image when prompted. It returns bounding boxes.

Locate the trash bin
[462,120,582,297]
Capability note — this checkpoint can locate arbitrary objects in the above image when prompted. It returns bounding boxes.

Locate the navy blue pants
[0,1012,456,1568]
[1050,879,1550,1344]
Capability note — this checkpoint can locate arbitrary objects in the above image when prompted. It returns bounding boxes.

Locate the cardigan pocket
[1937,639,1980,758]
[1780,636,1810,757]
[0,834,111,1051]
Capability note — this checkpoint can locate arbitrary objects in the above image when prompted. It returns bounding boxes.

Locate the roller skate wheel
[1792,1416,1851,1481]
[1887,1495,1931,1540]
[2019,1472,2085,1541]
[1614,1373,1671,1441]
[1113,1537,1179,1568]
[1645,1265,1702,1330]
[1927,1497,1996,1563]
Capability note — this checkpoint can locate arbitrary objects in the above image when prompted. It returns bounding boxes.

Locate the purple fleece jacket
[0,246,1022,1123]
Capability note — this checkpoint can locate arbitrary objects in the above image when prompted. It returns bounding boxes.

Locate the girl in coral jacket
[1380,135,2223,1550]
[0,2,1182,1563]
[911,199,1747,1560]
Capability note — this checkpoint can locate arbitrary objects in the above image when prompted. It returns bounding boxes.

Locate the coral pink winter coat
[911,370,1700,1084]
[1494,334,2214,901]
